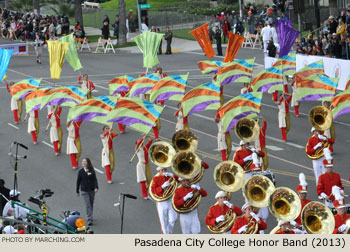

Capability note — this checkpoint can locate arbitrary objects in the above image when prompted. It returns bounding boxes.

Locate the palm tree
[74,0,84,32]
[118,0,127,45]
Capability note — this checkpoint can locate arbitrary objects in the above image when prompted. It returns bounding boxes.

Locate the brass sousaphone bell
[235,117,260,143]
[213,161,245,193]
[172,130,198,152]
[171,151,201,180]
[243,175,275,208]
[301,201,335,234]
[149,141,176,168]
[309,106,333,131]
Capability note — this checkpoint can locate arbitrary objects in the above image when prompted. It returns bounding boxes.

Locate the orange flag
[189,23,215,58]
[224,32,245,62]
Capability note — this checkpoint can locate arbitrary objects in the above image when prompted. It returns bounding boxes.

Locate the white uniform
[240,87,249,94]
[47,105,53,116]
[49,114,59,143]
[175,110,184,132]
[180,208,201,234]
[277,102,286,128]
[156,198,178,234]
[261,25,272,52]
[27,110,36,133]
[10,97,18,111]
[217,119,227,151]
[291,84,298,107]
[66,124,78,155]
[2,201,30,219]
[101,135,110,167]
[136,147,147,182]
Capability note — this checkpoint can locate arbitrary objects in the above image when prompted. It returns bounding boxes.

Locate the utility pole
[137,0,142,33]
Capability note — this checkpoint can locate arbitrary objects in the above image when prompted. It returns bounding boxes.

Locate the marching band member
[116,91,128,134]
[306,127,334,184]
[322,101,335,153]
[317,160,344,208]
[66,120,83,170]
[136,136,153,199]
[28,109,39,144]
[78,73,95,99]
[150,167,178,233]
[332,186,350,234]
[100,125,118,184]
[240,83,253,94]
[290,79,300,117]
[294,173,311,228]
[215,114,228,161]
[276,88,292,142]
[231,202,267,234]
[205,191,242,234]
[173,177,207,234]
[275,220,306,234]
[174,102,189,132]
[254,116,268,170]
[6,80,22,124]
[233,141,265,179]
[154,67,168,106]
[48,106,63,156]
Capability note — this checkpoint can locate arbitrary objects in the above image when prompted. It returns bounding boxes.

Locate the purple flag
[277,24,300,57]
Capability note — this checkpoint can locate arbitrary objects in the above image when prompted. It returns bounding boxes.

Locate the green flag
[133,31,163,69]
[58,34,82,71]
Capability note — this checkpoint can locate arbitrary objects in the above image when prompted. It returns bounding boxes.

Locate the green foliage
[100,0,187,12]
[11,0,33,12]
[46,0,75,17]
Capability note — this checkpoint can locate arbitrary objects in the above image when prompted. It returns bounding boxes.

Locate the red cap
[296,185,308,193]
[333,199,346,209]
[201,161,209,169]
[323,159,333,167]
[136,138,144,148]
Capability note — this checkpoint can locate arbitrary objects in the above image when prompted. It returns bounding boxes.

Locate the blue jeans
[249,24,255,34]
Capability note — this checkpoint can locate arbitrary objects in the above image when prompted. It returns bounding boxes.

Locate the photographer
[2,190,29,220]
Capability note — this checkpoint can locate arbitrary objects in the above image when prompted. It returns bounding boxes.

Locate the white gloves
[238,225,248,234]
[293,228,306,234]
[223,200,232,208]
[318,135,327,141]
[250,148,258,153]
[161,181,170,189]
[250,212,260,222]
[183,191,193,201]
[320,192,327,199]
[244,155,253,162]
[164,172,173,177]
[289,220,297,227]
[314,142,323,150]
[191,184,201,190]
[338,224,347,233]
[215,215,225,223]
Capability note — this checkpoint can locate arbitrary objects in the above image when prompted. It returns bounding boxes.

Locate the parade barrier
[95,37,115,54]
[0,43,28,56]
[76,37,91,52]
[242,32,262,49]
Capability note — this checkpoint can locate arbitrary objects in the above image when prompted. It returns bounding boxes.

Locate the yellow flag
[47,41,69,79]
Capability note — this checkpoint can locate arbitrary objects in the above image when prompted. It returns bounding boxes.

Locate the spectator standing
[248,11,255,34]
[112,15,119,38]
[103,15,110,26]
[261,21,272,53]
[0,179,10,216]
[101,21,109,40]
[157,28,162,55]
[127,10,136,33]
[328,16,338,34]
[164,26,173,55]
[214,25,223,56]
[336,18,346,36]
[223,20,229,43]
[141,20,148,32]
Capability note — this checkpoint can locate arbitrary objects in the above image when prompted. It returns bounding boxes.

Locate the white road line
[8,123,19,129]
[93,84,109,90]
[266,145,284,151]
[41,141,54,148]
[265,136,304,149]
[94,167,104,174]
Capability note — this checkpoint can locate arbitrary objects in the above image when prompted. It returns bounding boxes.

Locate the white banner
[0,43,28,56]
[296,54,350,91]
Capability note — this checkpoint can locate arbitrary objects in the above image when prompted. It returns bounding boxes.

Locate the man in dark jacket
[0,179,10,216]
[164,26,173,55]
[214,26,223,56]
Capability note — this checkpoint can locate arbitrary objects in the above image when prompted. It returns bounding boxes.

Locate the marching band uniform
[28,109,39,144]
[136,137,153,199]
[240,83,253,94]
[316,160,344,208]
[78,74,95,99]
[7,82,22,124]
[255,117,268,170]
[216,117,227,161]
[48,106,62,155]
[295,173,311,226]
[323,101,335,153]
[101,127,118,183]
[175,109,185,132]
[173,180,207,234]
[277,90,292,141]
[274,220,306,234]
[116,91,128,134]
[306,127,334,184]
[290,80,299,117]
[332,199,350,234]
[155,68,168,106]
[150,168,178,234]
[231,203,267,234]
[66,121,82,169]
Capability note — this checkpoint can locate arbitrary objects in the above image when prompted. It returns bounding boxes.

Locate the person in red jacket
[290,80,300,117]
[276,88,292,141]
[150,167,178,234]
[136,136,153,199]
[78,73,95,99]
[274,220,306,234]
[231,202,267,234]
[48,106,62,155]
[173,178,207,233]
[27,109,39,144]
[100,125,118,183]
[306,127,334,184]
[317,160,344,208]
[233,141,265,179]
[66,120,83,169]
[6,80,23,124]
[205,191,242,234]
[294,173,311,228]
[240,83,253,94]
[332,198,350,234]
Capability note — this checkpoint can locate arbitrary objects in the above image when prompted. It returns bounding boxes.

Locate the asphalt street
[1,40,350,234]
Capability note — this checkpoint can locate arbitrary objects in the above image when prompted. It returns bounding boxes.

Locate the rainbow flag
[40,86,88,109]
[181,81,221,117]
[251,64,284,93]
[272,52,296,76]
[128,73,159,97]
[197,60,225,74]
[67,96,118,126]
[218,92,263,133]
[296,74,338,102]
[25,87,54,113]
[295,60,324,82]
[10,79,41,101]
[331,89,350,119]
[217,58,255,86]
[150,74,188,103]
[0,48,13,82]
[106,97,164,134]
[109,75,134,96]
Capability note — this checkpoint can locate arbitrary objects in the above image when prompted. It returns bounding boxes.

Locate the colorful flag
[272,52,296,76]
[133,31,164,69]
[251,64,284,92]
[24,87,54,113]
[67,96,118,126]
[224,32,245,62]
[295,60,324,83]
[0,48,13,82]
[10,78,41,101]
[40,86,88,109]
[181,81,221,116]
[106,97,164,134]
[331,89,350,119]
[276,23,299,57]
[218,92,263,133]
[345,75,350,90]
[150,74,188,103]
[217,58,255,86]
[128,73,159,97]
[109,75,134,96]
[189,23,215,58]
[197,60,225,74]
[296,74,338,102]
[47,41,69,79]
[57,34,82,71]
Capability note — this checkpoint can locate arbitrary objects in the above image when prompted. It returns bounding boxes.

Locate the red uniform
[205,204,242,226]
[306,135,334,156]
[136,138,152,198]
[173,186,207,208]
[102,130,118,182]
[316,172,343,201]
[295,198,311,225]
[151,175,172,197]
[258,120,267,148]
[230,215,267,234]
[275,229,296,234]
[332,214,350,234]
[48,107,62,153]
[68,120,82,168]
[233,148,265,171]
[278,94,292,141]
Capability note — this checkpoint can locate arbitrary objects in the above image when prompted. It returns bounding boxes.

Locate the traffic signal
[138,0,147,4]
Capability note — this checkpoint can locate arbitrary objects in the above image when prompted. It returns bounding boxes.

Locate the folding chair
[104,38,115,54]
[95,37,105,53]
[80,37,91,52]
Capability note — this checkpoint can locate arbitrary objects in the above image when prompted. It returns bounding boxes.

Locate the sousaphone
[243,175,275,208]
[172,130,198,152]
[171,151,201,180]
[149,173,177,202]
[301,201,335,234]
[235,117,260,143]
[149,141,176,168]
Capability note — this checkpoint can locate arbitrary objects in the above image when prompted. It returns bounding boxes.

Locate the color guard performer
[150,167,178,234]
[78,73,95,99]
[306,127,334,184]
[230,202,267,234]
[254,116,268,170]
[136,136,153,199]
[174,102,188,132]
[48,106,63,156]
[215,115,228,161]
[28,109,39,144]
[240,83,253,94]
[173,178,207,234]
[100,125,118,184]
[276,88,292,142]
[290,79,300,117]
[154,67,168,106]
[6,80,23,124]
[316,160,344,208]
[332,186,350,234]
[205,191,242,234]
[66,120,83,170]
[294,173,311,228]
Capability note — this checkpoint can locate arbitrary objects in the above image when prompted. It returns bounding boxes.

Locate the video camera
[28,189,54,207]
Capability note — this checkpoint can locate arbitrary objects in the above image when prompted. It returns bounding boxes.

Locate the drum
[251,170,276,185]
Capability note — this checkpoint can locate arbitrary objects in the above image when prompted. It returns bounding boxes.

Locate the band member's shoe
[33,142,37,144]
[108,180,113,184]
[143,196,150,200]
[72,167,78,170]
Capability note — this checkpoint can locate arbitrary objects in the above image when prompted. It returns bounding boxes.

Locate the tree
[47,0,75,17]
[12,0,32,12]
[329,0,338,17]
[118,0,127,45]
[74,0,84,31]
[33,0,40,14]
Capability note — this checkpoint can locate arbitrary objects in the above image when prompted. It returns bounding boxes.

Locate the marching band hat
[156,167,166,171]
[242,202,251,210]
[215,191,226,199]
[323,159,333,167]
[10,189,20,197]
[296,173,308,193]
[240,140,249,146]
[278,220,289,226]
[311,127,316,133]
